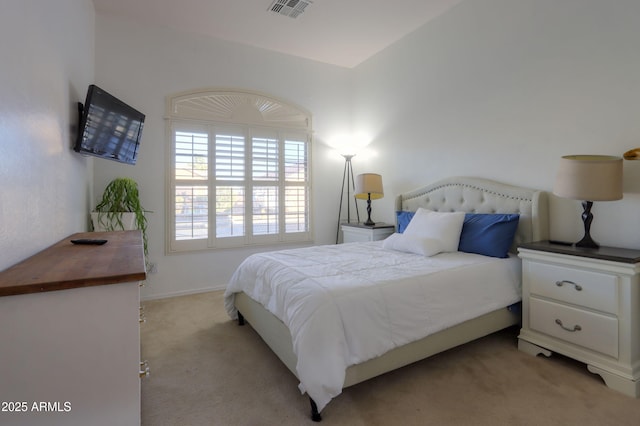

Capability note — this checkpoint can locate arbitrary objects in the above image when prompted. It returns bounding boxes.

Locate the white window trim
[165,88,313,253]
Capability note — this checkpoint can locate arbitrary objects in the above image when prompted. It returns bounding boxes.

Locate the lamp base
[575,234,599,249]
[364,196,375,227]
[575,200,599,249]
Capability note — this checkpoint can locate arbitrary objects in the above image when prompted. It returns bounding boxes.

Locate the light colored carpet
[141,291,640,425]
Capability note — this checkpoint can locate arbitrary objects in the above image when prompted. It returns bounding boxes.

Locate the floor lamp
[336,154,360,243]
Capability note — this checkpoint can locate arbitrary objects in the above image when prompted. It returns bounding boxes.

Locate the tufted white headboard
[396,176,549,250]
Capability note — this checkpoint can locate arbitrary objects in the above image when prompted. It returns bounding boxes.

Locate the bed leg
[309,397,322,422]
[237,311,245,326]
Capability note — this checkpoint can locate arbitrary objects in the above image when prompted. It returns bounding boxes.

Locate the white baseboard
[141,283,227,301]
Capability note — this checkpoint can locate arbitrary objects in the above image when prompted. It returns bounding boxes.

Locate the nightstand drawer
[341,224,394,243]
[530,297,618,358]
[528,262,618,314]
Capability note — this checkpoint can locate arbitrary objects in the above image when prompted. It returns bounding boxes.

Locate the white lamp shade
[355,173,384,200]
[553,155,623,201]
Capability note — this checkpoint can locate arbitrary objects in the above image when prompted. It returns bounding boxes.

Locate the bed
[224,176,549,421]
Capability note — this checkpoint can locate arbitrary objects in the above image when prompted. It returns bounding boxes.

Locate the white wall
[0,0,95,271]
[94,15,353,299]
[94,0,640,300]
[353,0,640,249]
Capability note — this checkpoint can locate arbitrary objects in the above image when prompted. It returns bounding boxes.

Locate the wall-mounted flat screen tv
[74,84,145,165]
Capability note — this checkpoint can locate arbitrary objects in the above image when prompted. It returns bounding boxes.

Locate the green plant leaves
[94,177,149,258]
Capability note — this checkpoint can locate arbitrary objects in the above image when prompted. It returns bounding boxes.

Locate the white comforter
[224,241,521,412]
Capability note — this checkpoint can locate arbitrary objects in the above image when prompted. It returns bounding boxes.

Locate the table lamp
[553,155,623,248]
[355,173,384,226]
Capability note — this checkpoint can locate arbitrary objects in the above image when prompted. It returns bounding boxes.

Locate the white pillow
[382,233,443,256]
[402,208,465,252]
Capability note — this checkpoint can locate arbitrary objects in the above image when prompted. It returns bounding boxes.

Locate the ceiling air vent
[268,0,313,19]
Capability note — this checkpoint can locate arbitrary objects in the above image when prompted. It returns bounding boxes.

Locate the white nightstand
[341,223,395,243]
[518,241,640,398]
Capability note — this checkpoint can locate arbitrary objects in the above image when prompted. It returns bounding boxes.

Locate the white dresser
[518,241,640,398]
[0,231,147,426]
[341,223,395,243]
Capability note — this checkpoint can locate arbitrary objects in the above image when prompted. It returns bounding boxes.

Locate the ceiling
[92,0,462,68]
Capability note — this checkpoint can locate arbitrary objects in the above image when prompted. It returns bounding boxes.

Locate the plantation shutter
[166,89,312,252]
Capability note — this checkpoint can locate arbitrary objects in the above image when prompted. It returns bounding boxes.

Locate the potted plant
[92,177,149,257]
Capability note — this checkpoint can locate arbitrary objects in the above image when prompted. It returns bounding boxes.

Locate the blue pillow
[396,210,415,233]
[458,214,520,258]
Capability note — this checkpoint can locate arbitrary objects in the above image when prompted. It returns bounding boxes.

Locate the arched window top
[165,88,313,252]
[166,88,312,130]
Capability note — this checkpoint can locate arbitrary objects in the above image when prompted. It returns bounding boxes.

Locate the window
[166,90,312,252]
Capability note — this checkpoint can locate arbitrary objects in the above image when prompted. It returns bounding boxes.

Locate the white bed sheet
[224,241,522,412]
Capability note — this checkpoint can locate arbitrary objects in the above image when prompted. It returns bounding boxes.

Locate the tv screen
[74,84,145,165]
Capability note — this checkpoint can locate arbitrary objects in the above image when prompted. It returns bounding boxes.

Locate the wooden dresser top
[0,231,146,297]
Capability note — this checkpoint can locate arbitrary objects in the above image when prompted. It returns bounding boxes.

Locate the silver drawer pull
[139,360,150,378]
[555,318,582,332]
[555,280,583,291]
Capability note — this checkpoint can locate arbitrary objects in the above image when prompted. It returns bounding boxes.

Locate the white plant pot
[91,212,138,232]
